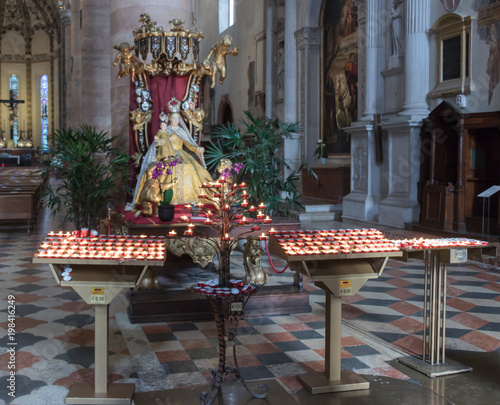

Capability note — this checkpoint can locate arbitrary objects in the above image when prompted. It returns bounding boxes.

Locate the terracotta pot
[158,205,175,222]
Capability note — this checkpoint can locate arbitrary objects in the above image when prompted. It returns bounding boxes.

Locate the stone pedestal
[342,123,381,222]
[378,120,422,227]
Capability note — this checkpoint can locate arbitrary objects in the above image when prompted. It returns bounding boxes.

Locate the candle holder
[167,164,270,405]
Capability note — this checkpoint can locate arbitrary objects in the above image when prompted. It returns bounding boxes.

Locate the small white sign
[90,287,105,304]
[230,302,243,312]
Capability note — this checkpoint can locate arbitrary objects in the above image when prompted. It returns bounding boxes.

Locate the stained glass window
[9,75,19,146]
[41,75,49,153]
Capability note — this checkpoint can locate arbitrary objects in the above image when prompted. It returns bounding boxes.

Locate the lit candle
[168,230,177,237]
[241,190,249,197]
[185,204,192,210]
[180,215,189,222]
[196,202,204,209]
[239,182,246,188]
[258,202,266,210]
[213,182,221,188]
[205,218,213,225]
[240,216,248,224]
[249,205,256,212]
[198,191,207,199]
[184,229,193,236]
[256,211,265,219]
[188,223,195,229]
[223,233,231,241]
[259,233,267,240]
[223,204,230,211]
[269,228,276,235]
[219,177,226,184]
[251,226,260,231]
[263,215,271,223]
[241,199,249,207]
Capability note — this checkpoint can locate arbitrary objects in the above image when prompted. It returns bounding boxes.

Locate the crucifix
[0,90,25,139]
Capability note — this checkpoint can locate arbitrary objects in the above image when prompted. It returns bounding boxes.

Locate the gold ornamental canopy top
[133,14,204,68]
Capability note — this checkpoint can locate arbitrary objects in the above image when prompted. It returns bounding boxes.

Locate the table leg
[95,304,109,393]
[298,290,369,394]
[397,251,472,377]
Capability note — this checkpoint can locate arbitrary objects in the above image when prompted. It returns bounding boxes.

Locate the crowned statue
[129,98,213,215]
[119,15,238,217]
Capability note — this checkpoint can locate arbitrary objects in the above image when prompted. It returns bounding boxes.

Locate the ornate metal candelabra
[167,171,271,404]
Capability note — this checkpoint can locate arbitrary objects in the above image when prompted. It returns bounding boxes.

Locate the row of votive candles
[37,232,165,260]
[273,229,398,256]
[391,237,489,249]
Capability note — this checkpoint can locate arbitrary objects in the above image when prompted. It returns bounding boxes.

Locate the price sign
[91,287,105,304]
[339,280,352,296]
[230,302,243,312]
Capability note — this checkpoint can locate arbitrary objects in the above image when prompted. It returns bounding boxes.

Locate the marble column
[59,8,71,129]
[283,0,299,177]
[378,0,430,227]
[295,27,321,164]
[361,0,384,120]
[400,0,430,118]
[342,124,382,222]
[378,120,422,227]
[81,0,111,132]
[265,0,274,119]
[110,0,192,149]
[67,0,82,128]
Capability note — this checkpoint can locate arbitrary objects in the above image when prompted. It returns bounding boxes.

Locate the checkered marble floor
[1,206,499,404]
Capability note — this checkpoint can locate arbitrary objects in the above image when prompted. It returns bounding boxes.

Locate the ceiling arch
[0,0,61,48]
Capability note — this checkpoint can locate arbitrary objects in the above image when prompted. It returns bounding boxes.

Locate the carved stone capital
[294,27,321,50]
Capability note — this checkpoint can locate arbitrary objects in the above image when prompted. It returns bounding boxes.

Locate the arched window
[9,74,19,145]
[219,0,234,33]
[41,74,49,153]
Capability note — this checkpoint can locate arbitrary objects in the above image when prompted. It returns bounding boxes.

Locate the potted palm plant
[41,124,129,231]
[205,111,316,217]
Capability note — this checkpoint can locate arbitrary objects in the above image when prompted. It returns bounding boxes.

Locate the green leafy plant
[205,111,316,217]
[40,124,130,230]
[151,157,182,206]
[313,139,329,159]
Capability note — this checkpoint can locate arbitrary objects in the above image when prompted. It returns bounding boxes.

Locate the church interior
[1,0,500,404]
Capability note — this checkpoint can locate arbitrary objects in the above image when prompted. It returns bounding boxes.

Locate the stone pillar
[110,0,192,148]
[283,0,299,177]
[342,124,382,222]
[378,120,422,227]
[401,0,430,118]
[25,38,32,134]
[295,27,321,164]
[60,8,71,129]
[361,0,384,120]
[265,0,274,119]
[68,0,82,128]
[81,0,111,132]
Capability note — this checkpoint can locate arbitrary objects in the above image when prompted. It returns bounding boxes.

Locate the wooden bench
[0,167,46,232]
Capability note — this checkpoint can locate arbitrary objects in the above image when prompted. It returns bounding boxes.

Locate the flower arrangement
[151,157,181,206]
[313,139,329,159]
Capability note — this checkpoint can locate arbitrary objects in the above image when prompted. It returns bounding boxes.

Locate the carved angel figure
[113,42,144,81]
[203,35,239,88]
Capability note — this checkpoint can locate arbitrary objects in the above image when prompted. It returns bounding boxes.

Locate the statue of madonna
[127,98,213,213]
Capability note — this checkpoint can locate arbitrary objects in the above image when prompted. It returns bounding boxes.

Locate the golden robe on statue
[126,108,213,215]
[155,122,213,204]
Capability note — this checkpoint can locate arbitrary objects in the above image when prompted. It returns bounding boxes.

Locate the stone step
[294,199,343,222]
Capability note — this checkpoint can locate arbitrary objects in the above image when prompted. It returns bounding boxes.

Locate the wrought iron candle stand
[168,166,271,405]
[195,291,268,404]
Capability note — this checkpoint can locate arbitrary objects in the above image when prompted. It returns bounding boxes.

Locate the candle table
[268,229,403,394]
[33,233,165,404]
[392,238,497,377]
